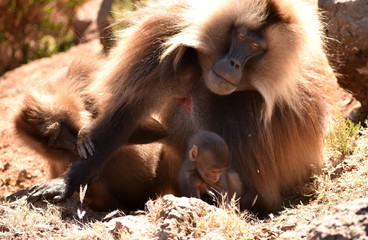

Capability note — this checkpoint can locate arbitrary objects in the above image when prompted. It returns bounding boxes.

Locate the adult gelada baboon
[24,0,337,211]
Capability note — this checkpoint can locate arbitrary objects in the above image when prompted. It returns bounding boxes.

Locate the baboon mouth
[211,70,238,87]
[206,70,238,95]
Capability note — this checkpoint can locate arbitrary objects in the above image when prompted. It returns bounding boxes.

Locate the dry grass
[193,197,258,239]
[0,199,71,239]
[0,119,367,239]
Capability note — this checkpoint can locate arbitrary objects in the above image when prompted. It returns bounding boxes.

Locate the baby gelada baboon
[179,130,242,201]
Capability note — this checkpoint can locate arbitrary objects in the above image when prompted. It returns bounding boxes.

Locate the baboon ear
[189,145,198,162]
[161,41,188,71]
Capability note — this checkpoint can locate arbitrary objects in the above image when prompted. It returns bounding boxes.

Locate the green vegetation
[112,0,139,14]
[0,0,147,76]
[0,0,86,75]
[110,0,144,31]
[325,113,361,158]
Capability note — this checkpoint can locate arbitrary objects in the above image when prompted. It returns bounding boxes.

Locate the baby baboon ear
[189,145,198,162]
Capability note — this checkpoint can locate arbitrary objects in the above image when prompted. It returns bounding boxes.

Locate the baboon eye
[251,42,261,49]
[238,33,246,40]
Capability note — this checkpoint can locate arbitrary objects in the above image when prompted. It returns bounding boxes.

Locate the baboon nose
[230,59,241,70]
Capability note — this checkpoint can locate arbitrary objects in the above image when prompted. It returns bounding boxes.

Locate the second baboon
[13,57,167,211]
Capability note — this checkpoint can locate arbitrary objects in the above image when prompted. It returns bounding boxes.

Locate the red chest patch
[174,96,192,114]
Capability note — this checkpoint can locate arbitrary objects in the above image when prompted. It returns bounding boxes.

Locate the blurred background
[0,0,141,76]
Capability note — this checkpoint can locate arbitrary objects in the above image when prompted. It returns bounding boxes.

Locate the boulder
[319,0,368,114]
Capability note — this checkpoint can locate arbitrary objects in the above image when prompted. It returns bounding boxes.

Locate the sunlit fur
[14,59,100,177]
[102,0,336,210]
[160,0,334,121]
[96,0,336,122]
[14,58,164,211]
[15,0,338,211]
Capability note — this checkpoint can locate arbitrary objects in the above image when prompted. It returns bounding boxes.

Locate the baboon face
[197,165,225,185]
[189,143,228,185]
[194,0,300,96]
[205,26,266,95]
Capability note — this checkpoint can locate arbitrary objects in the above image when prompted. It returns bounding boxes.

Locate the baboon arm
[26,14,182,202]
[63,22,181,196]
[66,102,149,197]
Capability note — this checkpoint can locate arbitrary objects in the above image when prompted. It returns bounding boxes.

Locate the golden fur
[14,0,338,211]
[90,0,337,209]
[14,58,166,211]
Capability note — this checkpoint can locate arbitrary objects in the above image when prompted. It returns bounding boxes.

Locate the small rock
[104,215,152,238]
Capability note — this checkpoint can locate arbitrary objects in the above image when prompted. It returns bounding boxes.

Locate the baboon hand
[27,178,72,203]
[77,128,95,159]
[4,188,30,202]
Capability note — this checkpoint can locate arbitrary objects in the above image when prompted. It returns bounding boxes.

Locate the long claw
[77,132,95,159]
[27,188,43,203]
[53,195,65,202]
[5,189,30,202]
[85,138,95,156]
[78,145,88,159]
[88,137,95,151]
[28,184,38,193]
[26,178,69,203]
